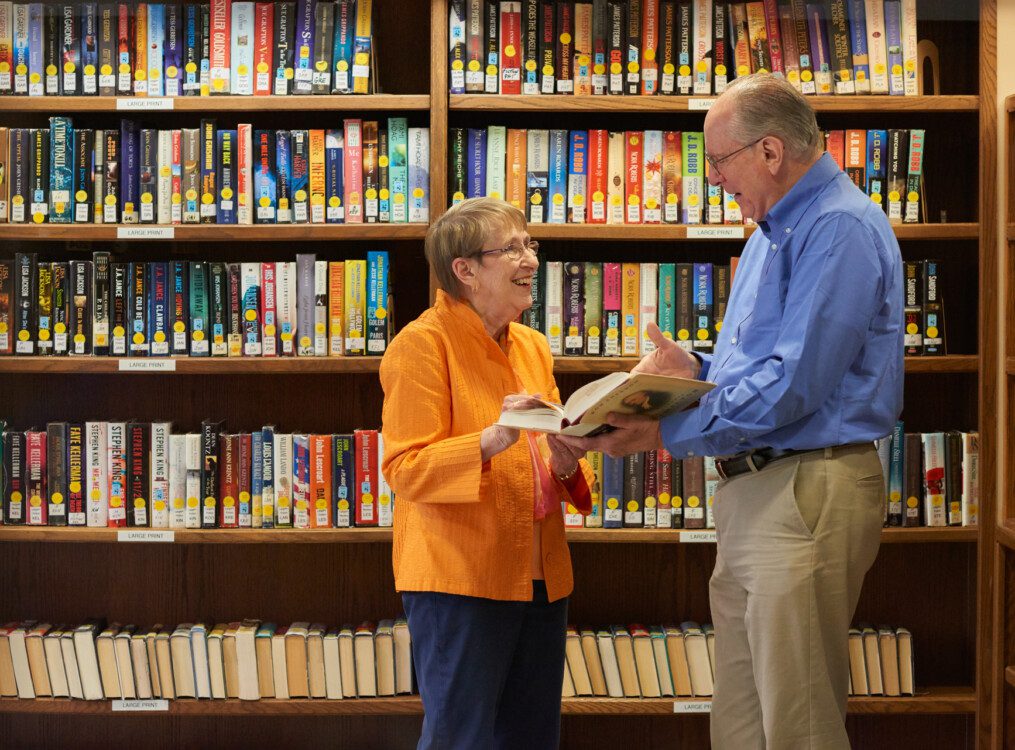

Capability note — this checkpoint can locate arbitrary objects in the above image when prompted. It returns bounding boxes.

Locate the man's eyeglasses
[475,240,540,261]
[704,137,763,176]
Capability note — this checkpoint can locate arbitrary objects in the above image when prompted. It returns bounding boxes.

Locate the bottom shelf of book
[0,688,975,716]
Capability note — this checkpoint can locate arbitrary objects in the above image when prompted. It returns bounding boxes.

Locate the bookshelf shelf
[526,223,978,242]
[1006,357,1015,375]
[1007,223,1015,241]
[0,224,429,242]
[0,526,976,544]
[550,355,978,375]
[0,94,431,113]
[1007,667,1015,690]
[0,688,976,716]
[0,355,976,375]
[0,357,384,374]
[449,94,980,114]
[996,521,1015,552]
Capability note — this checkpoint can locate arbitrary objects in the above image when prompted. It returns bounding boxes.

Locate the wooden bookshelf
[0,526,977,545]
[449,94,980,113]
[0,1,998,748]
[0,354,978,375]
[0,224,429,242]
[0,94,431,113]
[997,91,1015,750]
[524,223,978,242]
[0,688,977,716]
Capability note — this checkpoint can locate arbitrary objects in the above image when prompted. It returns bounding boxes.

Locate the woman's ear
[451,256,478,292]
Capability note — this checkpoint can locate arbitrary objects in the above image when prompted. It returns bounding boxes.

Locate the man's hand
[634,322,701,379]
[557,412,663,458]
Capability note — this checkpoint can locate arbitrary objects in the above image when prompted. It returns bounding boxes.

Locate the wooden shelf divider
[0,687,976,716]
[0,526,977,545]
[0,94,431,113]
[450,94,980,113]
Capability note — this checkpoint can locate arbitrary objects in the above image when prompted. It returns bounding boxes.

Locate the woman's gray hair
[424,197,527,296]
[721,73,822,162]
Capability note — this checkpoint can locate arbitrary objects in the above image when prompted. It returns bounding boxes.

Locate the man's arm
[661,214,888,457]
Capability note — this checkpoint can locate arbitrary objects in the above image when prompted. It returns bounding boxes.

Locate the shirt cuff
[660,408,715,458]
[555,461,593,515]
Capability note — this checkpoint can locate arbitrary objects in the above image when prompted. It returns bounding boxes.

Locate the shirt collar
[434,288,515,352]
[758,152,840,237]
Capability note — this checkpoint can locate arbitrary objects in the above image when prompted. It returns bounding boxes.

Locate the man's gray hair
[721,73,822,162]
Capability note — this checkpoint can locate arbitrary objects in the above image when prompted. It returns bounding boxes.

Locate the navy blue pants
[402,581,568,750]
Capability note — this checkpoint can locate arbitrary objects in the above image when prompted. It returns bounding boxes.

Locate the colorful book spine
[273,0,295,95]
[641,129,662,224]
[231,1,255,95]
[388,117,408,223]
[351,0,371,93]
[366,250,388,355]
[210,0,231,93]
[681,131,703,224]
[883,0,902,95]
[903,129,924,224]
[408,127,429,223]
[864,0,887,94]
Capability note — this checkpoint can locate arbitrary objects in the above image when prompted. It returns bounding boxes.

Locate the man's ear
[760,135,785,175]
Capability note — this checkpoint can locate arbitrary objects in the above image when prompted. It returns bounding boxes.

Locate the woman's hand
[480,393,548,462]
[633,322,701,379]
[546,433,585,480]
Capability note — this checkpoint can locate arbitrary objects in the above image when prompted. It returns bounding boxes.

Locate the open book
[496,371,715,437]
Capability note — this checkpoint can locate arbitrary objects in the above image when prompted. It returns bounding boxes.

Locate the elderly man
[564,74,903,749]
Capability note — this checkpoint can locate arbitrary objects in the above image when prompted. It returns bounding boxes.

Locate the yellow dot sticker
[628,61,639,73]
[531,193,542,205]
[663,63,675,75]
[926,326,939,338]
[221,187,233,200]
[316,498,328,510]
[46,64,57,76]
[871,193,883,205]
[38,329,51,341]
[716,64,727,76]
[192,330,205,341]
[696,329,709,341]
[413,187,425,199]
[223,496,235,507]
[110,497,123,508]
[678,329,690,341]
[30,496,41,507]
[559,33,571,45]
[141,193,153,204]
[187,497,199,508]
[907,191,919,202]
[607,498,619,509]
[265,324,276,336]
[644,49,656,62]
[626,500,638,512]
[154,331,166,343]
[202,192,214,205]
[361,493,374,505]
[543,64,554,76]
[504,44,516,57]
[610,62,621,74]
[173,498,185,509]
[486,64,497,76]
[51,492,64,505]
[645,497,657,508]
[131,497,145,509]
[69,482,81,494]
[687,496,700,508]
[526,60,538,72]
[54,322,66,334]
[338,499,350,511]
[18,330,30,341]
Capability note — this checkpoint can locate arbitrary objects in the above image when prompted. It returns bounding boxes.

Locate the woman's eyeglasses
[474,240,540,261]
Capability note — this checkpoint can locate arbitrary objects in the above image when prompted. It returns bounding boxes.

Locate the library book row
[0,617,411,702]
[0,421,978,531]
[449,0,922,98]
[450,126,926,226]
[0,0,376,98]
[1,253,391,358]
[520,259,946,359]
[561,621,915,699]
[0,119,430,226]
[0,617,917,704]
[1,424,395,529]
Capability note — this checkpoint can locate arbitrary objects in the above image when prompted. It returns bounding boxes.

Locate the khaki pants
[709,444,885,750]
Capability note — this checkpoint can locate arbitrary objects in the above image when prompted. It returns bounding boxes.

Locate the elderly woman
[380,197,593,749]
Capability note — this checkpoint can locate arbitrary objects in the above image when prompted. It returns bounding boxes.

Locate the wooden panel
[0,224,428,242]
[0,95,431,112]
[449,94,980,113]
[0,526,977,545]
[428,0,450,219]
[524,223,978,242]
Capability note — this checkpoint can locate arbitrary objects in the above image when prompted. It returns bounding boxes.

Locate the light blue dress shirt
[661,153,904,458]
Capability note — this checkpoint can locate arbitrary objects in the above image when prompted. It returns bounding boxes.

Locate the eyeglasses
[474,240,540,261]
[704,137,763,177]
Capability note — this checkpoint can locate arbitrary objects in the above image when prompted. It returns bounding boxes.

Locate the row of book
[0,120,430,226]
[0,423,393,529]
[0,253,391,357]
[875,426,979,528]
[519,259,945,360]
[449,0,921,98]
[0,419,976,531]
[0,0,376,98]
[0,617,915,703]
[450,126,925,226]
[561,621,914,699]
[0,618,412,701]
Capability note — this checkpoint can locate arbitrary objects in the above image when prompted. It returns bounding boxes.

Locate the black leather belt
[714,447,814,480]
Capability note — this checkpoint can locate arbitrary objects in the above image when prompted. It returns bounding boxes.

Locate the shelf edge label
[116,97,174,111]
[117,530,175,542]
[686,226,745,240]
[688,98,715,111]
[674,701,711,713]
[118,359,177,372]
[112,699,170,711]
[679,530,717,543]
[116,227,175,240]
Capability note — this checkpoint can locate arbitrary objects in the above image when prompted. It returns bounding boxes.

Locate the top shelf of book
[449,95,979,114]
[0,95,432,113]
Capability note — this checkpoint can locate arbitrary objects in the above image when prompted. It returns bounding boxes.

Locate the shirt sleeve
[544,366,593,514]
[662,213,885,457]
[379,328,485,504]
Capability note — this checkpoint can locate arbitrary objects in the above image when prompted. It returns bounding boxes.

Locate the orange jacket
[380,290,592,602]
